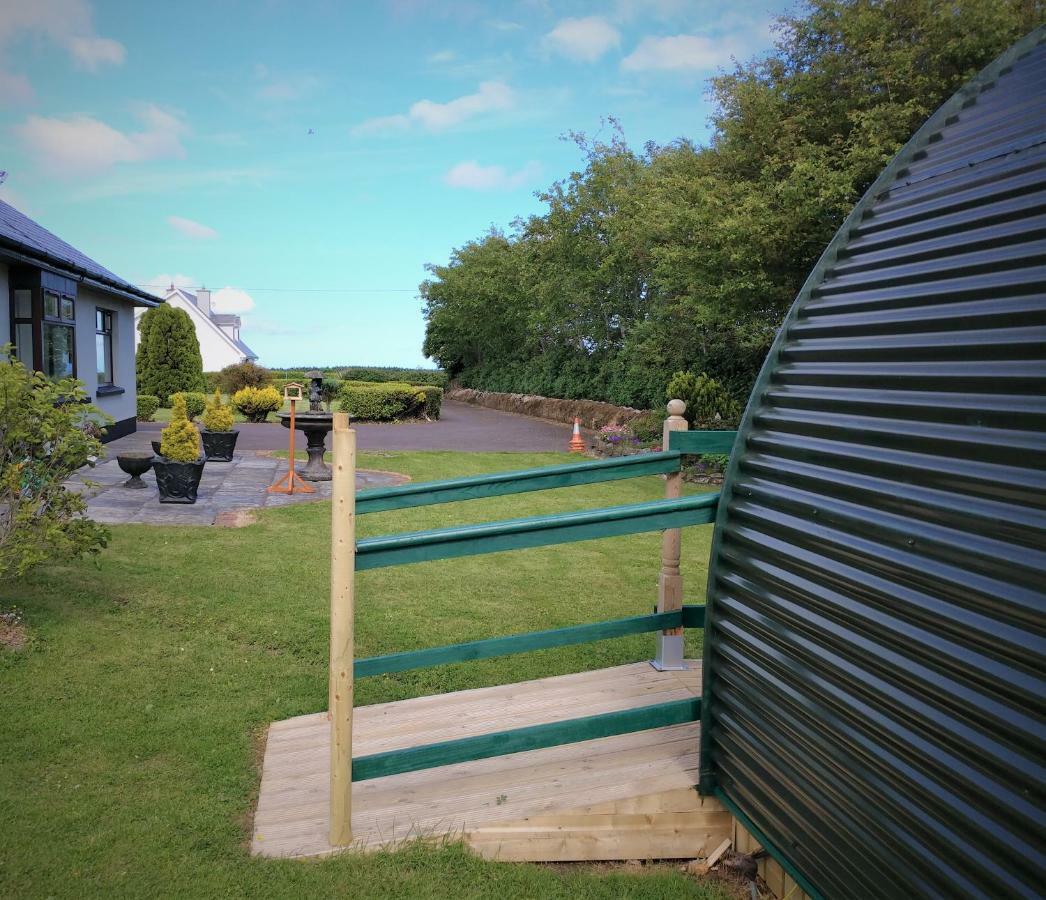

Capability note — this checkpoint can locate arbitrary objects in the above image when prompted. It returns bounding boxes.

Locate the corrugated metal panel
[700,30,1046,900]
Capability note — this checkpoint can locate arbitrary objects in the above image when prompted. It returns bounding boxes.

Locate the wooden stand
[653,399,688,671]
[268,397,315,495]
[329,412,356,845]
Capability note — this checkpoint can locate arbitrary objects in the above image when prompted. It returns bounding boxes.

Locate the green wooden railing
[327,418,736,842]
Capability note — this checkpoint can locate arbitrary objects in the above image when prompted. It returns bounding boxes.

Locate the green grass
[0,451,724,900]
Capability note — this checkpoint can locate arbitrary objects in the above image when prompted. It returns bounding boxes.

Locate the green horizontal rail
[356,451,682,514]
[352,697,701,782]
[355,606,707,679]
[355,492,720,570]
[668,430,738,455]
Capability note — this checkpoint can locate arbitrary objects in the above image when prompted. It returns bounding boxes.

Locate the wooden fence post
[653,399,688,671]
[329,412,356,846]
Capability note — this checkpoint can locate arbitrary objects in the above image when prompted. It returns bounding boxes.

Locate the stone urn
[153,457,206,504]
[201,429,239,462]
[116,451,153,489]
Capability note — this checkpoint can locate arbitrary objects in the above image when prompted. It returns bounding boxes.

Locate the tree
[136,304,205,402]
[0,348,108,581]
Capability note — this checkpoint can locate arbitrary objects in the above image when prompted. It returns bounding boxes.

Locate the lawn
[0,450,724,900]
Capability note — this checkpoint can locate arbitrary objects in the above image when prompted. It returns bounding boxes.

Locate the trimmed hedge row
[337,382,429,421]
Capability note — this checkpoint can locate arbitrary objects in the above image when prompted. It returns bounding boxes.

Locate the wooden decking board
[252,660,727,860]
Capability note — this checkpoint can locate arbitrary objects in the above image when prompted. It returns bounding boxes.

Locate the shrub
[217,361,272,395]
[159,395,202,462]
[0,347,109,580]
[337,382,425,421]
[202,389,234,432]
[413,385,443,419]
[136,304,205,399]
[136,394,160,422]
[168,391,206,420]
[595,423,640,456]
[203,371,221,392]
[338,367,448,388]
[666,371,741,428]
[231,386,282,423]
[629,412,663,445]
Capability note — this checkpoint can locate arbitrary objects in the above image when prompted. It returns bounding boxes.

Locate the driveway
[109,399,581,455]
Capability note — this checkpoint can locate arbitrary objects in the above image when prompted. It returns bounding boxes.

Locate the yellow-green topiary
[202,389,235,432]
[231,386,282,423]
[159,394,202,462]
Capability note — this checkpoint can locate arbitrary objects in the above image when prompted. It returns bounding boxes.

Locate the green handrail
[356,492,720,570]
[668,430,738,455]
[356,451,683,514]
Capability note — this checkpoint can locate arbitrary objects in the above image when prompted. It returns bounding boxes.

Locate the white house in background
[135,285,257,372]
[0,199,161,442]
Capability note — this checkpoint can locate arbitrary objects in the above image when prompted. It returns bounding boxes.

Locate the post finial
[667,398,686,417]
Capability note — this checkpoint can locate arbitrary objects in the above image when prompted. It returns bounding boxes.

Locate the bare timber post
[329,412,356,846]
[653,399,688,671]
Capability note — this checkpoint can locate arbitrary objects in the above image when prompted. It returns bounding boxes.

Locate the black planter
[151,440,162,456]
[153,457,205,504]
[201,429,239,462]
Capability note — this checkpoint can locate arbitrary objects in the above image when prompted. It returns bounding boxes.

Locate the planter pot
[153,457,205,504]
[151,440,162,456]
[201,429,239,462]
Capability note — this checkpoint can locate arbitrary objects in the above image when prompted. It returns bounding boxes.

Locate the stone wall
[447,387,649,430]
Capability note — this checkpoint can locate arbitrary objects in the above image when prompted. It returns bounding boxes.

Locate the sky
[0,0,791,368]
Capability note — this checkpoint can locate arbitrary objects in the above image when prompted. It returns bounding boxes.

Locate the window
[95,309,114,385]
[42,290,75,379]
[11,289,33,370]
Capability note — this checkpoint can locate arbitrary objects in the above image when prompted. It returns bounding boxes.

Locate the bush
[136,304,205,399]
[231,386,282,423]
[337,382,425,421]
[203,371,221,392]
[168,391,207,420]
[0,347,109,580]
[629,412,663,445]
[217,361,272,395]
[202,390,234,432]
[413,385,443,419]
[159,395,202,462]
[666,371,740,428]
[136,394,160,422]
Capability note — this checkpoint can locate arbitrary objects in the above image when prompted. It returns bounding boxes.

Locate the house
[0,199,161,442]
[136,285,257,372]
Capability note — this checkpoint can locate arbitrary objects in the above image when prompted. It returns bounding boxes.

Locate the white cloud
[167,215,218,240]
[543,17,620,63]
[212,287,255,314]
[15,104,186,175]
[427,50,456,63]
[444,160,541,191]
[354,81,514,135]
[0,0,125,101]
[621,34,742,72]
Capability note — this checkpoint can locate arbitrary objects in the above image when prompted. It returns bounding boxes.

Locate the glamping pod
[700,28,1046,899]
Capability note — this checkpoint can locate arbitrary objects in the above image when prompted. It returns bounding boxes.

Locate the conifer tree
[136,305,205,401]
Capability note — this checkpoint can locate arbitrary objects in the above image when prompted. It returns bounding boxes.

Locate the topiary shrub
[665,371,741,428]
[136,304,205,399]
[159,395,202,462]
[217,361,272,395]
[202,389,234,432]
[136,394,160,422]
[231,386,282,423]
[0,346,109,580]
[337,382,425,421]
[413,385,443,420]
[168,391,206,420]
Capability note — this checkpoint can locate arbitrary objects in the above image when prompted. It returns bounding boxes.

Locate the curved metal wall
[701,30,1046,899]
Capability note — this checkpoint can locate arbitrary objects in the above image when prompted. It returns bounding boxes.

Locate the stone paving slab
[71,452,406,526]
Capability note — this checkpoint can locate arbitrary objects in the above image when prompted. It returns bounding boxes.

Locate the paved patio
[68,453,406,526]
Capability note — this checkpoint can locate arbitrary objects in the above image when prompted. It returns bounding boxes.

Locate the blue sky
[0,0,790,368]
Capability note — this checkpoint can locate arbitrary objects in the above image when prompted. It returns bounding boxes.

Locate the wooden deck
[251,660,730,861]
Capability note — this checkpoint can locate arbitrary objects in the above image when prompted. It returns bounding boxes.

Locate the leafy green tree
[136,304,205,401]
[0,347,108,580]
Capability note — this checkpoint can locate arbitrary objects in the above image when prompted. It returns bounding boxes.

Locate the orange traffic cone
[569,417,586,453]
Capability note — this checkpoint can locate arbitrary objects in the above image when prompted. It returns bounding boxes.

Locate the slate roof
[0,199,160,305]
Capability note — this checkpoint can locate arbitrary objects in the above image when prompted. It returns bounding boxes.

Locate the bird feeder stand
[268,382,315,495]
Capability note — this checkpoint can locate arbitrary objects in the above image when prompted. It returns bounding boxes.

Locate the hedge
[337,382,425,421]
[136,394,160,422]
[168,391,207,420]
[414,385,443,419]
